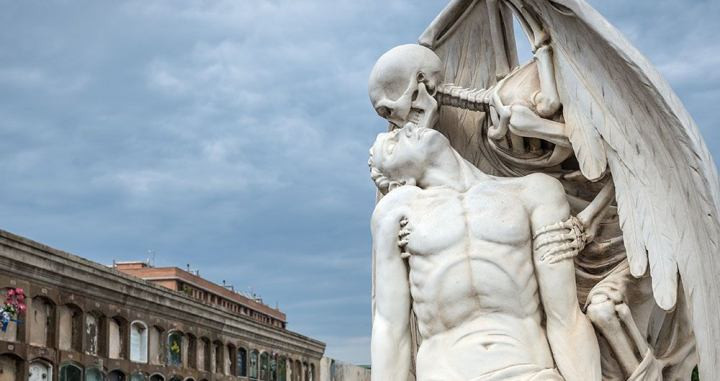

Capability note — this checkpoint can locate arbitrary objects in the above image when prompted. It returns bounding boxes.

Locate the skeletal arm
[371,194,412,381]
[525,174,601,381]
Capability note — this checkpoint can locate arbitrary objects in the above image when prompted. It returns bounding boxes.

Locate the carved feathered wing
[520,0,720,376]
[420,0,720,376]
[420,0,518,175]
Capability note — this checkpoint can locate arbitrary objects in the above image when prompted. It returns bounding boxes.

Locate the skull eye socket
[376,106,392,119]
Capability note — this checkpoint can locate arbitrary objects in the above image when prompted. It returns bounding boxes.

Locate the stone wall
[0,228,326,381]
[318,357,370,381]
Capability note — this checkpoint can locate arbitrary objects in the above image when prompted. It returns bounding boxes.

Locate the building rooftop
[114,261,287,328]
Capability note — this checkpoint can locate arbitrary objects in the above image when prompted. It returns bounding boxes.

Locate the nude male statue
[369,123,601,381]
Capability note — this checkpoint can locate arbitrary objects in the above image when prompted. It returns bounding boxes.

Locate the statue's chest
[404,188,530,256]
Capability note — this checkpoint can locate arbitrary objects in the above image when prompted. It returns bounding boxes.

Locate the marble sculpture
[366,1,720,380]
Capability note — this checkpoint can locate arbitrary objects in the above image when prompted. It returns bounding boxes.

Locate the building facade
[0,229,325,381]
[112,263,286,331]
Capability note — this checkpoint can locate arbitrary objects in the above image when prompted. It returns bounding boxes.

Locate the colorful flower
[1,288,26,332]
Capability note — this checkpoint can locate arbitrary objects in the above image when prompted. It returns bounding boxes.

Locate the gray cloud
[0,0,717,364]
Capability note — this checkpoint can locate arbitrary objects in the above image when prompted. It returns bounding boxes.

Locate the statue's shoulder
[485,173,565,207]
[478,173,562,194]
[517,172,567,207]
[372,185,420,224]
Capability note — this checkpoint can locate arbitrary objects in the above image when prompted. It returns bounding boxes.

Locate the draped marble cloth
[369,0,720,379]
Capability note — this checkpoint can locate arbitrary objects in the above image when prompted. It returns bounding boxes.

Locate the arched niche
[167,331,184,367]
[85,368,105,381]
[236,347,248,377]
[108,317,128,359]
[58,304,83,352]
[85,312,105,356]
[259,352,270,381]
[130,321,149,363]
[108,370,125,381]
[0,353,27,381]
[29,296,55,347]
[249,350,259,380]
[276,356,287,381]
[59,362,84,381]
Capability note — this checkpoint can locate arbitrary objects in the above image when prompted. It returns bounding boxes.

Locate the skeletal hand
[586,276,628,308]
[398,217,411,259]
[533,216,586,264]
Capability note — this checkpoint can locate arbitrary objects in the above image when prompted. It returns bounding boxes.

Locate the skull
[368,44,444,130]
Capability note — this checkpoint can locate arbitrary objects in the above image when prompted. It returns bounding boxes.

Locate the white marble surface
[367,0,719,379]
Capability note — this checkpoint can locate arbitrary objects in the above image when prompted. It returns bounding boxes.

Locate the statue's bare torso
[401,179,555,379]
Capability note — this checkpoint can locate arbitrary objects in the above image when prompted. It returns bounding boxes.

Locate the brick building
[0,229,325,381]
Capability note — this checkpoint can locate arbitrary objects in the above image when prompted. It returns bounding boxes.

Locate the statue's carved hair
[368,148,404,194]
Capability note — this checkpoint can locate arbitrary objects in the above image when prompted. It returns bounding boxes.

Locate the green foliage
[692,365,699,381]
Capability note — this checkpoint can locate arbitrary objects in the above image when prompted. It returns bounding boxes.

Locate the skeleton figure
[367,0,719,380]
[369,43,572,168]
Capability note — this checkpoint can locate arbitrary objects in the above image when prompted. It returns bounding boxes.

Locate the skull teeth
[407,109,424,125]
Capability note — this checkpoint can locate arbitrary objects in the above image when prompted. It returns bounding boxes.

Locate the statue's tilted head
[368,124,449,193]
[368,44,444,129]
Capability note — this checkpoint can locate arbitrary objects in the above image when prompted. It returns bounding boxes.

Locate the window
[108,370,125,381]
[237,348,247,377]
[249,350,259,379]
[260,353,269,381]
[277,357,286,381]
[269,355,277,381]
[149,375,164,381]
[59,363,83,381]
[130,321,149,363]
[85,368,104,381]
[167,332,183,367]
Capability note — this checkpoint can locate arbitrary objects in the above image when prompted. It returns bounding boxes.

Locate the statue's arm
[524,174,601,381]
[371,192,412,381]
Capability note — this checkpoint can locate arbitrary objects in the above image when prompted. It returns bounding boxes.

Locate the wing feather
[524,0,720,375]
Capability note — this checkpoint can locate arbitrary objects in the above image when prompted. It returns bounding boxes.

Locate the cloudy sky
[0,0,718,364]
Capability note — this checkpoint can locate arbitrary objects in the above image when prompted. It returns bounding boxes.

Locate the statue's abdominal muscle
[405,186,541,339]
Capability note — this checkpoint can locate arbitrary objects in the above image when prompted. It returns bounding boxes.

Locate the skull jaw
[391,82,440,132]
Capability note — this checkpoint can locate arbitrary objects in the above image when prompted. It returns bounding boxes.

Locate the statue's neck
[419,150,487,192]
